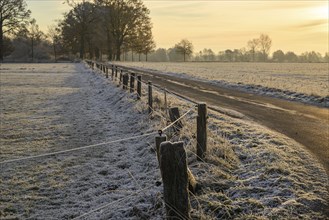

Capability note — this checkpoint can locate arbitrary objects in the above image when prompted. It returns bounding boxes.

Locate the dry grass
[1,63,327,219]
[133,81,328,219]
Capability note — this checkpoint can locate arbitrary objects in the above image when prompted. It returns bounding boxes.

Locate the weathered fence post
[197,103,207,161]
[137,75,142,100]
[164,88,168,116]
[130,73,135,93]
[123,74,128,90]
[169,107,183,132]
[160,141,191,220]
[111,65,114,80]
[155,134,167,166]
[148,81,153,114]
[115,66,118,79]
[106,67,109,78]
[119,70,123,85]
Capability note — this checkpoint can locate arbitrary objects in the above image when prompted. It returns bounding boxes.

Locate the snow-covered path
[0,63,162,219]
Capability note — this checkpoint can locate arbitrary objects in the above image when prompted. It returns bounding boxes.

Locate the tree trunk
[31,38,34,62]
[80,35,85,59]
[116,47,121,61]
[53,44,57,62]
[0,23,4,62]
[107,30,113,61]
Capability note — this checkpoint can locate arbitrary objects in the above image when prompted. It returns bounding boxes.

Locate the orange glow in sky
[26,0,328,55]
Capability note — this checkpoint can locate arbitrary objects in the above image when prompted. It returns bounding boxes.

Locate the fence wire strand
[0,131,158,165]
[72,185,154,220]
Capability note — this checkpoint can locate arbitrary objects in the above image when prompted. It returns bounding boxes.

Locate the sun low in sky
[26,0,328,55]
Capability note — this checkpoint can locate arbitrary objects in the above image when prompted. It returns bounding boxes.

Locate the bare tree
[0,0,30,61]
[102,0,152,61]
[175,39,193,62]
[27,19,43,62]
[47,24,61,61]
[247,38,259,62]
[259,34,272,62]
[134,20,156,61]
[61,1,97,59]
[272,50,285,62]
[285,51,298,62]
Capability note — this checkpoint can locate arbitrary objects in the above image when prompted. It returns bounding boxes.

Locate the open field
[115,62,329,106]
[0,63,328,219]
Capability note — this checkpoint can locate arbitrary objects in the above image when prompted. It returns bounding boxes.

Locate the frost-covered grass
[0,62,328,219]
[114,62,329,107]
[152,88,328,219]
[0,63,164,219]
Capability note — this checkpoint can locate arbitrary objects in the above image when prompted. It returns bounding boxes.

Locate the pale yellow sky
[26,0,328,55]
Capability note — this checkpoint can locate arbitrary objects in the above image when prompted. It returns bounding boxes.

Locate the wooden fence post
[159,141,191,220]
[130,73,135,93]
[148,81,153,114]
[137,75,142,100]
[119,70,123,85]
[123,74,128,90]
[169,107,183,132]
[164,88,168,116]
[197,103,207,161]
[115,66,118,79]
[155,134,167,166]
[106,67,109,78]
[111,65,114,80]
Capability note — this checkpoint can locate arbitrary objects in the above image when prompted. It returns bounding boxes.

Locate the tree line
[1,0,327,63]
[1,0,155,62]
[122,37,328,63]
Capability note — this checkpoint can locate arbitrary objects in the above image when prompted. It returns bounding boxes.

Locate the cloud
[147,1,211,19]
[255,1,324,10]
[293,19,328,29]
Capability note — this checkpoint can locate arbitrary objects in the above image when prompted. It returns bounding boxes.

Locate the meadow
[0,62,327,219]
[117,62,329,102]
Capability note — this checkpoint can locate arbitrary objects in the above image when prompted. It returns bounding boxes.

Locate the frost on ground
[0,63,163,219]
[0,63,328,219]
[113,62,329,107]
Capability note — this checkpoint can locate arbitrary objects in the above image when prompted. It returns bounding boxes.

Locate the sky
[26,0,328,55]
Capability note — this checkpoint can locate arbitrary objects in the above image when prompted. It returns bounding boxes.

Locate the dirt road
[119,65,329,177]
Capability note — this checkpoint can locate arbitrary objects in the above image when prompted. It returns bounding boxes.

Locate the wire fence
[84,60,238,219]
[1,60,225,219]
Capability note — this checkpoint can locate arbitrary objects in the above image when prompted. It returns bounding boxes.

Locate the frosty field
[115,62,329,106]
[0,62,328,219]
